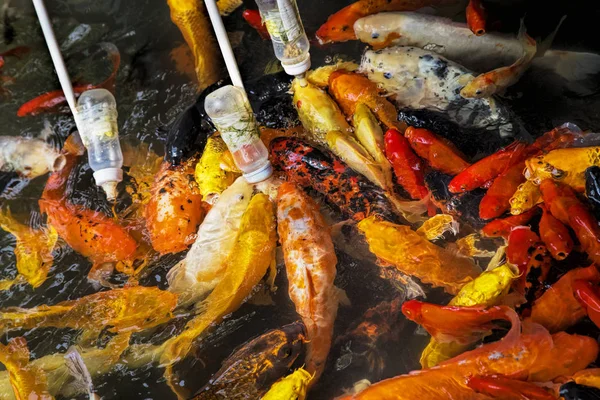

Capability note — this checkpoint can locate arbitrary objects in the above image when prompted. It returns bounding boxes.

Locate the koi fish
[506,226,541,274]
[17,43,120,117]
[539,179,600,264]
[0,136,66,179]
[384,128,429,200]
[509,180,542,216]
[529,265,600,333]
[404,127,470,176]
[39,135,138,283]
[481,207,539,238]
[479,161,526,220]
[328,70,404,131]
[145,158,205,255]
[160,193,276,398]
[539,204,573,260]
[420,264,517,368]
[215,0,243,16]
[360,46,516,138]
[270,137,399,222]
[572,368,600,390]
[467,376,556,400]
[340,320,598,399]
[262,368,312,400]
[193,323,305,399]
[277,182,339,382]
[416,214,458,241]
[0,337,53,400]
[403,301,517,345]
[357,216,480,294]
[306,62,359,88]
[0,286,177,335]
[573,280,600,330]
[525,147,600,192]
[242,9,269,39]
[0,209,57,290]
[164,99,212,166]
[315,0,458,44]
[453,233,496,258]
[466,0,485,36]
[166,0,221,90]
[167,176,253,306]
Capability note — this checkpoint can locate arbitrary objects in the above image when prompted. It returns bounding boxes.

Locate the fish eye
[278,345,293,358]
[475,89,482,95]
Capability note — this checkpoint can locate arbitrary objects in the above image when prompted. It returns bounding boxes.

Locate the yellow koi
[0,209,57,290]
[216,0,242,15]
[262,368,313,400]
[305,62,359,88]
[454,233,496,258]
[194,134,239,204]
[160,193,277,398]
[509,179,542,215]
[420,264,518,368]
[416,214,458,241]
[357,216,480,294]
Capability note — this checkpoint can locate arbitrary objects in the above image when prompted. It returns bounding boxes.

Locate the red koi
[479,161,526,220]
[242,9,269,39]
[448,141,531,194]
[18,43,120,117]
[384,128,429,200]
[481,208,538,238]
[402,300,516,345]
[529,265,600,332]
[539,204,573,261]
[573,280,600,329]
[467,376,556,400]
[539,179,600,264]
[518,243,552,304]
[506,226,541,274]
[466,0,486,36]
[404,127,470,176]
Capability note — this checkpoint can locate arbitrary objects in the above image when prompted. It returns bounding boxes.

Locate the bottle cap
[282,53,311,76]
[93,167,123,200]
[243,162,273,183]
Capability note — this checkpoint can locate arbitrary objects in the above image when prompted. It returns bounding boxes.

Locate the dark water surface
[0,0,600,399]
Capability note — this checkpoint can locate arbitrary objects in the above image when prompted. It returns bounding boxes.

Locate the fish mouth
[282,321,307,352]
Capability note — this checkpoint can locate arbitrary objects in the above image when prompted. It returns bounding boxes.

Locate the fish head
[460,77,497,99]
[401,300,425,324]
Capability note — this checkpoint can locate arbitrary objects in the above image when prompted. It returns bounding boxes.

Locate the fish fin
[5,337,30,364]
[336,286,351,307]
[535,16,566,58]
[385,193,428,224]
[63,132,85,156]
[533,50,600,96]
[0,277,19,291]
[515,20,537,65]
[64,346,96,399]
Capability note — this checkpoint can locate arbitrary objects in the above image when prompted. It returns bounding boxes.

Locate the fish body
[573,281,600,330]
[145,159,205,255]
[506,226,541,274]
[481,208,538,238]
[357,216,480,294]
[194,134,238,204]
[270,137,398,222]
[160,193,277,397]
[467,376,556,400]
[0,136,65,179]
[361,46,515,137]
[384,128,429,200]
[167,0,221,90]
[315,0,457,44]
[0,209,57,289]
[277,182,339,381]
[404,126,470,176]
[465,0,485,36]
[262,368,312,400]
[167,176,253,306]
[479,161,526,220]
[0,338,53,400]
[539,204,573,260]
[0,286,177,335]
[194,323,305,400]
[529,265,600,333]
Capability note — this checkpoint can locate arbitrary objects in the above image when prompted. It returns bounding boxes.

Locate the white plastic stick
[31,0,78,116]
[204,0,245,89]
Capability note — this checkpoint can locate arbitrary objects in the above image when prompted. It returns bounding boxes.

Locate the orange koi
[404,127,470,176]
[573,280,600,330]
[529,265,600,332]
[315,0,458,44]
[467,375,556,400]
[479,161,526,220]
[18,43,120,117]
[539,179,600,264]
[402,301,516,345]
[466,0,486,36]
[384,128,429,200]
[277,182,339,383]
[506,226,540,274]
[242,9,269,39]
[38,135,138,282]
[328,70,404,131]
[539,204,573,260]
[572,368,600,389]
[481,207,538,238]
[145,159,205,255]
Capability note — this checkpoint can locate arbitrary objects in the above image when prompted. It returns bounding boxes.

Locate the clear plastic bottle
[255,0,311,78]
[204,85,273,183]
[76,88,123,200]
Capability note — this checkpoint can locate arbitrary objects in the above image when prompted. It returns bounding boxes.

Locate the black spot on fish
[432,59,448,79]
[371,33,380,39]
[342,25,349,32]
[454,72,461,78]
[421,54,433,61]
[383,72,392,79]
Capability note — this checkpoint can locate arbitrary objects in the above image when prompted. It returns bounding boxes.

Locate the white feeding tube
[204,0,244,90]
[31,0,78,117]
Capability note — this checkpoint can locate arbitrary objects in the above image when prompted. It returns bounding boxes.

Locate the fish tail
[64,347,96,399]
[533,50,600,96]
[535,15,566,58]
[515,19,537,66]
[97,43,121,93]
